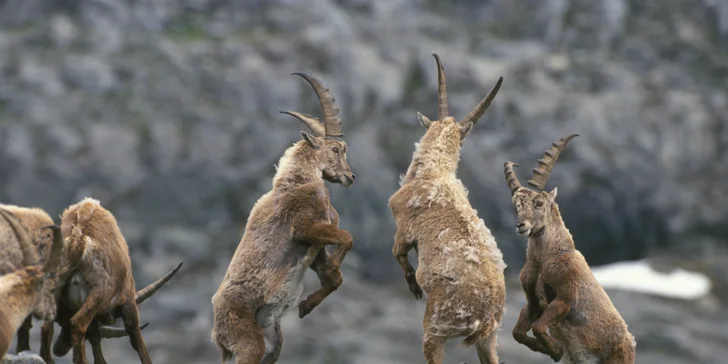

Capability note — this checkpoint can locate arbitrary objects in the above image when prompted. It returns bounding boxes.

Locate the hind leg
[603,341,635,364]
[15,316,32,353]
[87,322,108,364]
[422,301,445,364]
[260,321,283,364]
[475,332,499,364]
[229,309,265,364]
[119,300,152,364]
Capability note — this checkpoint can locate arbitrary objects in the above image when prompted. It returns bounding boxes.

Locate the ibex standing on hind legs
[212,72,355,364]
[388,54,506,364]
[504,135,636,363]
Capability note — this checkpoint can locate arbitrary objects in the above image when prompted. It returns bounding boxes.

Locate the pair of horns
[280,73,343,138]
[99,261,183,338]
[504,134,579,194]
[424,53,503,125]
[0,208,63,273]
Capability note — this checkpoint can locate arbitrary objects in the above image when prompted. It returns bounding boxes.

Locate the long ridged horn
[504,161,523,195]
[291,73,343,138]
[527,134,579,190]
[460,76,503,126]
[135,262,183,305]
[279,111,325,137]
[0,207,40,266]
[42,225,63,273]
[98,323,149,339]
[432,54,448,120]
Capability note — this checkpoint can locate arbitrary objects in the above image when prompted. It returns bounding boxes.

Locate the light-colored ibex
[42,261,182,364]
[0,206,63,358]
[212,72,355,364]
[388,54,506,364]
[52,197,156,364]
[0,204,57,355]
[504,134,636,363]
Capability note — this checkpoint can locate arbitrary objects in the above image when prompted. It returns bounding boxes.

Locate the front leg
[512,304,549,355]
[532,299,570,362]
[392,229,422,299]
[15,316,32,353]
[293,222,353,270]
[299,249,343,318]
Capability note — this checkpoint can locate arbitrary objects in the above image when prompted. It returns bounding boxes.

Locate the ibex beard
[389,54,506,364]
[211,72,354,364]
[504,135,636,363]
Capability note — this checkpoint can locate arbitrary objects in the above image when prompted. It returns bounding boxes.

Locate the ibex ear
[301,131,322,149]
[548,187,558,201]
[459,121,473,140]
[417,112,432,129]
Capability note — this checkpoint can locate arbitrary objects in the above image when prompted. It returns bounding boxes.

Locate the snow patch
[591,260,711,300]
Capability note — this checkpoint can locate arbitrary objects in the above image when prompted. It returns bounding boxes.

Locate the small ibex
[212,72,355,364]
[52,197,157,364]
[0,206,63,358]
[504,134,636,363]
[42,262,183,364]
[388,54,506,364]
[0,204,58,355]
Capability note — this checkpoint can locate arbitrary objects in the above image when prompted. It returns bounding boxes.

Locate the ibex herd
[0,54,636,364]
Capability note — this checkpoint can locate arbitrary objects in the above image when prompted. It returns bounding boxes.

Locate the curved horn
[527,133,579,190]
[460,76,503,126]
[432,54,448,120]
[42,225,63,273]
[279,111,325,137]
[504,161,523,195]
[291,73,342,138]
[0,207,40,266]
[98,322,149,339]
[135,262,183,305]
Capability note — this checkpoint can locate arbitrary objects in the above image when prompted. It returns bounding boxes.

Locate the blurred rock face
[0,0,727,362]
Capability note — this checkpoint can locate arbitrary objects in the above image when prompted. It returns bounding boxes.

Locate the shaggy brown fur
[41,262,182,364]
[212,73,355,364]
[504,135,636,363]
[0,207,63,358]
[56,197,153,364]
[389,54,506,364]
[0,204,57,354]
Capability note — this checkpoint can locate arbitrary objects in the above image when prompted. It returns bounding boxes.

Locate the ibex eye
[535,200,544,208]
[332,147,339,153]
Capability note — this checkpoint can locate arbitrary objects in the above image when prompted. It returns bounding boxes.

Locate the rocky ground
[2,0,728,363]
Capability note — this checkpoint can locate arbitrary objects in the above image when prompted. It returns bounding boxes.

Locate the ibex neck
[402,139,460,184]
[526,205,575,262]
[272,141,322,189]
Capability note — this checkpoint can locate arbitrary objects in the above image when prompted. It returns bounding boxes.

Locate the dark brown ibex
[51,197,158,364]
[42,262,182,364]
[504,134,636,363]
[212,72,355,364]
[0,207,63,358]
[389,54,506,364]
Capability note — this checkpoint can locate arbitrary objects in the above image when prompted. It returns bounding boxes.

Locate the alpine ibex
[51,197,156,364]
[0,204,57,355]
[42,262,183,364]
[388,54,506,364]
[0,207,63,358]
[504,134,636,363]
[212,72,355,364]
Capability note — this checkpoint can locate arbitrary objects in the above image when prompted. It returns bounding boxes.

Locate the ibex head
[503,134,578,237]
[280,73,355,187]
[416,54,503,141]
[0,208,63,321]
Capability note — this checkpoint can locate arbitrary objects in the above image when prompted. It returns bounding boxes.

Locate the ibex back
[389,54,506,364]
[212,73,355,364]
